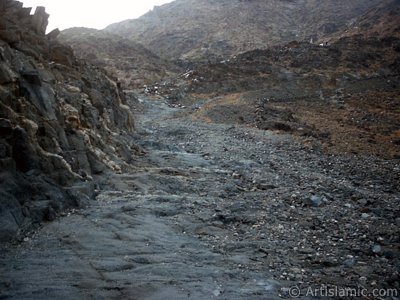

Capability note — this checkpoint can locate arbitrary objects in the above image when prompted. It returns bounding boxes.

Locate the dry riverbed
[1,97,399,299]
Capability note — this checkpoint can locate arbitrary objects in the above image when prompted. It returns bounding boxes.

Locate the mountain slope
[144,33,400,158]
[324,0,400,42]
[59,28,180,89]
[106,0,383,60]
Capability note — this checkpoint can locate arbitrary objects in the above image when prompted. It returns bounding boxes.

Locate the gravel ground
[1,96,399,299]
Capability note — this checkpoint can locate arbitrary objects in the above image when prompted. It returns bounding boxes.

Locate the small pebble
[359,276,367,284]
[372,245,382,254]
[361,213,369,219]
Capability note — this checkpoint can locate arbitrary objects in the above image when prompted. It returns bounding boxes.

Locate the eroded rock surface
[0,0,137,242]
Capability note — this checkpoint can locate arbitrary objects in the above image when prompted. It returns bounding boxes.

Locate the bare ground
[1,96,399,299]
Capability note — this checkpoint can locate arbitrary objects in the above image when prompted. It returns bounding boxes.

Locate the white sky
[20,0,175,31]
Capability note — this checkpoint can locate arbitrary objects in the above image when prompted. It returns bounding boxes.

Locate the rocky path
[1,97,399,299]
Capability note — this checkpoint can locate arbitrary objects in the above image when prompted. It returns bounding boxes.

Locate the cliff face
[105,0,383,61]
[58,28,181,89]
[0,0,137,242]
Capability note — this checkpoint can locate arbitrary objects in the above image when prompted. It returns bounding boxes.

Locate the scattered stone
[361,213,370,219]
[359,276,367,284]
[343,257,356,268]
[304,195,324,207]
[372,245,382,254]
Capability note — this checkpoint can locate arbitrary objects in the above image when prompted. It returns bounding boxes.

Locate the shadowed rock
[0,0,138,242]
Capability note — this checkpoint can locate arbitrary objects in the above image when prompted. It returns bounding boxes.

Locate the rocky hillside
[0,0,138,242]
[324,0,400,42]
[58,28,180,89]
[106,0,383,61]
[144,33,400,159]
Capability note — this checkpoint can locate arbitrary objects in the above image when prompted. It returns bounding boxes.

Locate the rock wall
[0,0,137,242]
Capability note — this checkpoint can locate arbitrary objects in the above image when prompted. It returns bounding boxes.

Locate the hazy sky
[21,0,175,31]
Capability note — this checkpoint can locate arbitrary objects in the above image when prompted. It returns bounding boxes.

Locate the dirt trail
[1,97,399,299]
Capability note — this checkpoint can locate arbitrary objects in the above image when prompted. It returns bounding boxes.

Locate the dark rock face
[0,0,137,242]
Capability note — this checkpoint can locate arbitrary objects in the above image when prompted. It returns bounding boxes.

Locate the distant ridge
[105,0,384,61]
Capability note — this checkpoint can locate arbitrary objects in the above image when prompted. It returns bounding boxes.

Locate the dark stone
[20,69,41,86]
[0,29,21,44]
[17,6,31,18]
[88,89,105,115]
[304,195,324,207]
[0,86,12,103]
[0,172,31,205]
[18,81,57,120]
[272,122,292,131]
[31,6,49,35]
[0,190,23,242]
[0,141,11,157]
[11,126,39,172]
[47,28,60,40]
[49,44,74,66]
[0,64,15,84]
[0,211,20,241]
[372,244,382,254]
[45,206,56,221]
[0,118,13,136]
[87,151,107,174]
[383,251,395,259]
[343,257,356,268]
[28,200,52,223]
[0,157,16,171]
[0,0,7,12]
[66,131,91,174]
